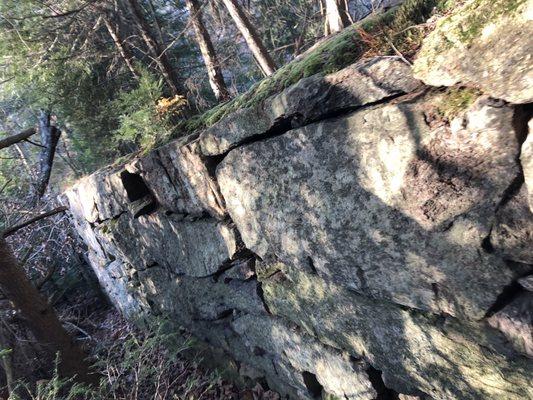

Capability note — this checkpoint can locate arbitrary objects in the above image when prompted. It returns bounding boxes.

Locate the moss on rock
[183,0,445,135]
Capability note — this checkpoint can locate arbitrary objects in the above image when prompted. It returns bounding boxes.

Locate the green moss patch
[434,86,482,120]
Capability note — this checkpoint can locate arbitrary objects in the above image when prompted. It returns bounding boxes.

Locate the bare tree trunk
[185,0,229,101]
[103,16,139,79]
[0,238,93,384]
[123,0,184,95]
[33,112,61,201]
[220,0,277,76]
[146,0,165,47]
[319,0,331,36]
[324,0,350,34]
[0,128,35,150]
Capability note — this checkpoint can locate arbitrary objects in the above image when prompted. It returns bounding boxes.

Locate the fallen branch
[2,206,68,238]
[0,128,36,150]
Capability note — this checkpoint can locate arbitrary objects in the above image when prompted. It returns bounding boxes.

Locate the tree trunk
[220,0,277,76]
[124,0,184,95]
[324,0,350,34]
[33,112,61,201]
[0,238,93,384]
[185,0,229,101]
[103,16,139,79]
[0,128,35,150]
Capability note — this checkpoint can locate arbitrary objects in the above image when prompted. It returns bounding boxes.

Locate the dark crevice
[495,172,524,212]
[431,282,439,300]
[120,170,151,202]
[481,230,495,254]
[205,91,409,173]
[211,249,257,282]
[92,210,127,226]
[505,260,533,277]
[202,152,226,179]
[307,256,318,275]
[256,282,271,315]
[253,346,266,356]
[366,366,400,400]
[301,371,323,399]
[512,103,533,146]
[484,281,524,318]
[215,308,234,320]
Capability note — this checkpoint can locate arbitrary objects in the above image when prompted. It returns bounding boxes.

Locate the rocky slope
[63,1,533,398]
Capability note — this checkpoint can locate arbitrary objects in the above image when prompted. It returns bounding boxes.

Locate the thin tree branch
[2,206,68,238]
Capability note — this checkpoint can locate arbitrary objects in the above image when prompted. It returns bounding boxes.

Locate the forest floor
[59,301,281,400]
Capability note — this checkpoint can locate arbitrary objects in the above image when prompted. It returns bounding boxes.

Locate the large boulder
[231,314,376,400]
[217,96,520,319]
[95,212,237,277]
[413,0,533,104]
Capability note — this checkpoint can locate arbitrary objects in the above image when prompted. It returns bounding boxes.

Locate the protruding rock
[522,119,533,211]
[413,0,533,104]
[487,292,533,357]
[200,56,420,156]
[261,263,533,399]
[127,135,226,219]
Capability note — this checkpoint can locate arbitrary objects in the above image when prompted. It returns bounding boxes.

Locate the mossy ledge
[179,0,451,136]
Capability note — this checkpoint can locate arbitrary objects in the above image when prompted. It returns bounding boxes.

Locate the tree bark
[33,112,61,201]
[103,16,139,79]
[324,0,350,34]
[220,0,277,76]
[123,0,184,95]
[185,0,229,101]
[0,238,93,384]
[0,128,35,150]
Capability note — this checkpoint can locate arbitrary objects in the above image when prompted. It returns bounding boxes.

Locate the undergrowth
[6,313,257,400]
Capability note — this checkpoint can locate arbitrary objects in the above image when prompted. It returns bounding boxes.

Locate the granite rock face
[217,96,520,320]
[64,56,532,400]
[413,0,533,104]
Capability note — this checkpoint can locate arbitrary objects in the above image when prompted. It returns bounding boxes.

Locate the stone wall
[63,11,533,397]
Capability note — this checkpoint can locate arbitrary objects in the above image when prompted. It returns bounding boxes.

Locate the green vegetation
[112,71,186,151]
[9,320,226,400]
[434,86,482,120]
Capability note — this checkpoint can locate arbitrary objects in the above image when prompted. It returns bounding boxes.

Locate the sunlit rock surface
[217,96,520,319]
[413,0,533,104]
[64,55,532,400]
